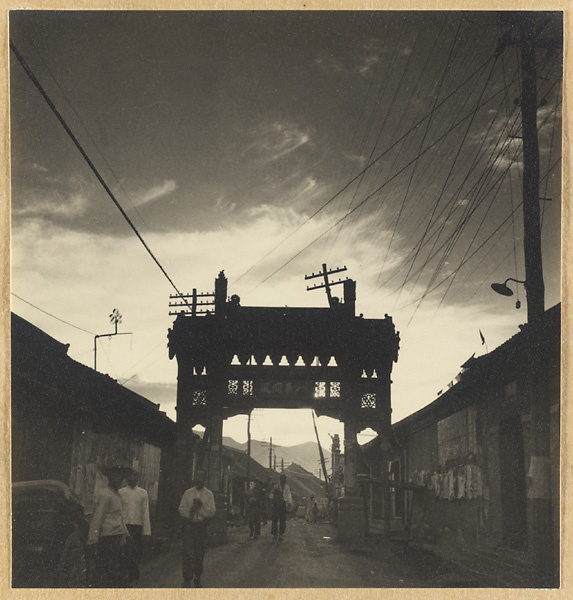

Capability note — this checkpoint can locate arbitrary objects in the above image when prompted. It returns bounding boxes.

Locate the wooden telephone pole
[518,13,554,587]
[498,12,555,586]
[305,264,348,307]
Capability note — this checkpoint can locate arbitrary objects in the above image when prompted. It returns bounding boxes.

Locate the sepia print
[8,8,564,590]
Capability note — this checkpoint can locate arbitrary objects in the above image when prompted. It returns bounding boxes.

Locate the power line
[380,16,463,275]
[401,55,501,308]
[249,75,516,291]
[383,68,561,299]
[21,33,154,241]
[394,154,561,312]
[11,293,95,335]
[119,339,167,384]
[233,54,497,287]
[10,41,190,309]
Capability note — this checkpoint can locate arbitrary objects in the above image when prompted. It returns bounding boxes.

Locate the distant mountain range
[222,436,331,478]
[193,431,330,499]
[192,430,331,478]
[192,431,329,477]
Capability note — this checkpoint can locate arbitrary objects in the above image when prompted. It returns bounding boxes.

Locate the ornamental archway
[168,270,400,542]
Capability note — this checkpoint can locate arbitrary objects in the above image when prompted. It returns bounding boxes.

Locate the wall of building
[392,305,561,570]
[68,425,163,516]
[401,402,485,545]
[11,376,75,484]
[11,313,176,529]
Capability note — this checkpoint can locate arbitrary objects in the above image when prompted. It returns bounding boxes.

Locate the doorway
[499,415,528,550]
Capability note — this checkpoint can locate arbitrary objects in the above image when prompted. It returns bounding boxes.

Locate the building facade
[362,304,560,585]
[11,313,176,520]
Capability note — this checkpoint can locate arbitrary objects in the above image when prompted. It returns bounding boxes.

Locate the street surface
[138,519,494,588]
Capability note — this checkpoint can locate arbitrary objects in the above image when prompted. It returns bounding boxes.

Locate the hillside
[230,439,331,477]
[193,431,332,477]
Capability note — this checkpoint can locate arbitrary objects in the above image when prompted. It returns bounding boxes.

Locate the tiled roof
[392,303,561,432]
[11,312,175,442]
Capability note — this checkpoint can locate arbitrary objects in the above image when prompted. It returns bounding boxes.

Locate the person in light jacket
[119,470,151,584]
[178,469,216,588]
[87,464,132,587]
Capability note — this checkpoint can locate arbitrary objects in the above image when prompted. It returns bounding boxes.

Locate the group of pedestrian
[87,463,215,589]
[87,463,294,588]
[242,473,293,541]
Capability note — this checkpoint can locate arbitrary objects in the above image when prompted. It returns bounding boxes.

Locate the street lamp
[491,278,526,307]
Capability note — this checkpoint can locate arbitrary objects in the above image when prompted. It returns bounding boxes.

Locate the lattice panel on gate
[361,392,377,409]
[193,390,207,406]
[315,381,326,398]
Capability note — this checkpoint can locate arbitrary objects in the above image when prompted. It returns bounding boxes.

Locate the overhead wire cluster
[11,14,562,368]
[236,13,562,326]
[10,38,191,385]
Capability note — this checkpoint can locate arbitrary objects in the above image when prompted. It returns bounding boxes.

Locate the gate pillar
[337,418,366,544]
[206,413,227,545]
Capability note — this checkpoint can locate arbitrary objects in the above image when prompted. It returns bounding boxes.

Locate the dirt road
[137,518,492,588]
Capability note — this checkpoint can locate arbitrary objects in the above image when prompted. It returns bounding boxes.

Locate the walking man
[269,473,292,541]
[245,479,264,539]
[178,469,216,588]
[119,470,151,585]
[87,464,132,587]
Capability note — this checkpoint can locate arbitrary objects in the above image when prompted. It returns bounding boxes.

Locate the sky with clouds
[10,10,563,447]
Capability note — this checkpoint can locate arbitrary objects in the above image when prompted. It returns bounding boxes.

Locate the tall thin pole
[520,14,545,326]
[518,13,553,586]
[312,410,329,484]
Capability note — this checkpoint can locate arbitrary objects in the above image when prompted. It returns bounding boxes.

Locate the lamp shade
[491,282,514,296]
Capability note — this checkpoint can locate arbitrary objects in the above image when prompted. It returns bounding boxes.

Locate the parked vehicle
[12,480,88,587]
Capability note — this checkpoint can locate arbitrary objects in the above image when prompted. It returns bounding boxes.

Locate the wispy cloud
[245,122,311,161]
[135,180,177,207]
[12,193,88,218]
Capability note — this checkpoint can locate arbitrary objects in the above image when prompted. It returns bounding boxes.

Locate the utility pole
[94,309,132,371]
[269,437,273,470]
[312,410,330,484]
[517,13,553,587]
[496,12,555,586]
[519,14,545,326]
[305,264,348,308]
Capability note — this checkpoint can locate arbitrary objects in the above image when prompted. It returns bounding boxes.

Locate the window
[330,381,341,397]
[361,393,377,409]
[243,380,253,396]
[437,406,477,464]
[228,380,239,395]
[315,381,326,398]
[192,390,207,406]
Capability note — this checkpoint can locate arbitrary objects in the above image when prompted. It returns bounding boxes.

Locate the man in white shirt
[178,469,216,588]
[87,464,131,587]
[269,473,293,541]
[119,471,151,584]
